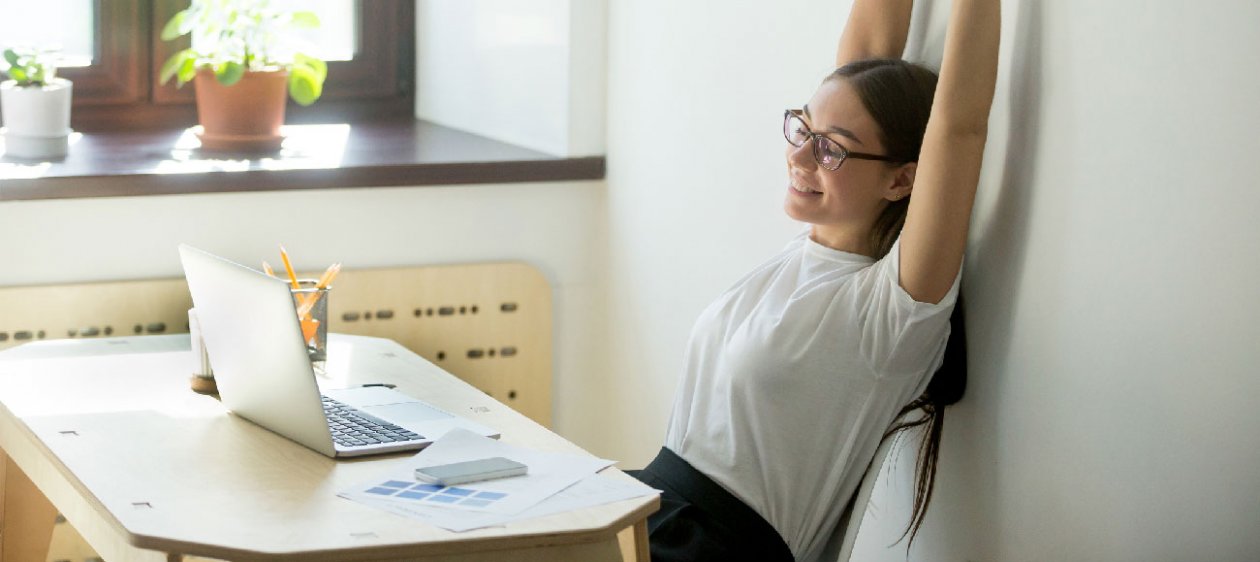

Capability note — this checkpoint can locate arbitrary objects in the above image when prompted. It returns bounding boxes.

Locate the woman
[630,0,1000,560]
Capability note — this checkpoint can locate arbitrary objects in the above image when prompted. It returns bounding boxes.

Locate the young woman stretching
[630,0,1001,560]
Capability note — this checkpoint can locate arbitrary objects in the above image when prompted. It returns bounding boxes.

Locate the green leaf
[177,58,197,86]
[290,11,320,28]
[288,65,322,106]
[3,49,19,67]
[159,49,195,85]
[9,67,27,83]
[161,9,190,41]
[215,61,245,86]
[293,53,327,83]
[30,66,45,84]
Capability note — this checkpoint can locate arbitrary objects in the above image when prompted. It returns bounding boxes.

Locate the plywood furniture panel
[0,262,552,426]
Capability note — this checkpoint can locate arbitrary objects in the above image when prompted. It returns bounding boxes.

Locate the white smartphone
[414,457,528,486]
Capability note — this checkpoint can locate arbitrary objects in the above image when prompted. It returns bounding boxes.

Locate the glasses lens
[785,114,809,147]
[813,136,846,170]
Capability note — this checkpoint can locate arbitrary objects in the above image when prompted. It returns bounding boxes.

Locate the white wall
[604,0,1260,560]
[414,0,606,157]
[601,0,825,464]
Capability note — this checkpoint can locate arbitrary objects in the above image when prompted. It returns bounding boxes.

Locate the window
[0,1,602,202]
[269,0,358,63]
[0,1,95,67]
[1,0,414,132]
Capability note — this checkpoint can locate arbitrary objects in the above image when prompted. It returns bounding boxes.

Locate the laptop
[178,244,499,458]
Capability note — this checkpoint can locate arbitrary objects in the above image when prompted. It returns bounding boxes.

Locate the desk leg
[633,519,649,562]
[617,519,651,562]
[0,452,57,562]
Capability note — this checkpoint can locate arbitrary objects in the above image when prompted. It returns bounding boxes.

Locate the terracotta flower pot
[193,68,288,152]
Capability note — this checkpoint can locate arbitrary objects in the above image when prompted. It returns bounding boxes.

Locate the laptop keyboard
[321,395,424,447]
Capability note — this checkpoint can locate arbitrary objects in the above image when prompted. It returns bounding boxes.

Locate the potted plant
[159,0,328,152]
[1,47,72,160]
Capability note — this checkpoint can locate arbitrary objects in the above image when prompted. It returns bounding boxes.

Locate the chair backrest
[822,433,898,561]
[0,262,554,425]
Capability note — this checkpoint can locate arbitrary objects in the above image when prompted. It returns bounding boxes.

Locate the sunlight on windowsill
[0,119,601,201]
[0,132,84,179]
[154,123,352,175]
[0,125,352,179]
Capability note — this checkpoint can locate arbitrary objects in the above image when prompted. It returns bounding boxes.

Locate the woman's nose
[786,139,816,170]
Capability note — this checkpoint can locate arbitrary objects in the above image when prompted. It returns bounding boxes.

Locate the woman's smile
[789,180,822,196]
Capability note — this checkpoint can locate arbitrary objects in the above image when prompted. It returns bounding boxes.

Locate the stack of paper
[339,429,658,532]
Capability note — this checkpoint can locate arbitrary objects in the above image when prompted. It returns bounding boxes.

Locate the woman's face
[784,78,902,252]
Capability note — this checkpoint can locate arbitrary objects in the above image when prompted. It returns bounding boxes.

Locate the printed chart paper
[340,428,620,517]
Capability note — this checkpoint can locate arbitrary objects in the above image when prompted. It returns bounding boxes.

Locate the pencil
[278,245,301,290]
[296,263,341,318]
[316,263,341,289]
[262,261,277,278]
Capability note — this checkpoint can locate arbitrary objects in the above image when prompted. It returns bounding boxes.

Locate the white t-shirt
[664,231,961,561]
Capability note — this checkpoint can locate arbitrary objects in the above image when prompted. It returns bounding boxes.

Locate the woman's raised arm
[896,0,1001,303]
[835,0,915,67]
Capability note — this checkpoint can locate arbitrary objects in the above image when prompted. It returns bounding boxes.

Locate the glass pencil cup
[291,280,330,371]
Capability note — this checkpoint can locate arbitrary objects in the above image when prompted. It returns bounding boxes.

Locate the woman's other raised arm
[897,0,1001,304]
[835,0,916,67]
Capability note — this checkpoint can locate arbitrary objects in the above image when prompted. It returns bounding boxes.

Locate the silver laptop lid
[179,244,336,457]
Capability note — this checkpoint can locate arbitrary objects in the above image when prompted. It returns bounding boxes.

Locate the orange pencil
[262,261,277,278]
[278,245,301,290]
[317,263,341,289]
[299,317,320,343]
[297,265,326,310]
[297,263,341,318]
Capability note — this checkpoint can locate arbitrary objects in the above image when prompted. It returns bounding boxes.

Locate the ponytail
[833,58,962,551]
[882,293,967,549]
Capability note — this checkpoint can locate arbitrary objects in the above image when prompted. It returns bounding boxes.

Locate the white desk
[0,334,655,561]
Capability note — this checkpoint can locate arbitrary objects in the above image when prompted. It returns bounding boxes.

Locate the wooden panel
[1,455,58,562]
[0,262,553,426]
[327,263,552,425]
[0,280,194,344]
[46,517,101,562]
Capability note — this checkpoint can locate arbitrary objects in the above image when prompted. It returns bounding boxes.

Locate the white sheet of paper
[340,428,614,516]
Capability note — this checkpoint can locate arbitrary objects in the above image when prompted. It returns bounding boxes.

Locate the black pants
[629,447,793,562]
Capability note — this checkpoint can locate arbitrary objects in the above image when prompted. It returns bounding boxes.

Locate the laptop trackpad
[324,387,453,424]
[362,402,451,424]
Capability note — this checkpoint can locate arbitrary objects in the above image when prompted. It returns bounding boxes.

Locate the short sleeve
[855,238,961,377]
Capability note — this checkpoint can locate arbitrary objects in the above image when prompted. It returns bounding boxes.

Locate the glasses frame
[783,109,897,171]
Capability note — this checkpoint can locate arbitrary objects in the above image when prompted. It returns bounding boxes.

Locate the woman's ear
[886,161,917,201]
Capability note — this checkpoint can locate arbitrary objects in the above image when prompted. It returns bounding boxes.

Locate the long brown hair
[830,59,968,548]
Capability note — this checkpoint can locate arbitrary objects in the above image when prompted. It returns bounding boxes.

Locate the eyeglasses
[783,109,896,171]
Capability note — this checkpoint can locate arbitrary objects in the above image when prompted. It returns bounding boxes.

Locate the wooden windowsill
[0,120,604,201]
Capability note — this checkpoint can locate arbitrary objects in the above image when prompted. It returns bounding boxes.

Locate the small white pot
[1,77,73,159]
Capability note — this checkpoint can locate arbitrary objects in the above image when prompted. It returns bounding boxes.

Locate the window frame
[67,0,415,133]
[54,1,148,106]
